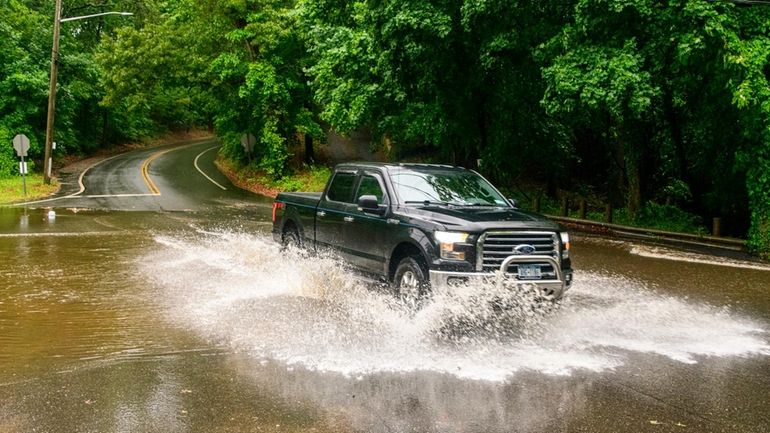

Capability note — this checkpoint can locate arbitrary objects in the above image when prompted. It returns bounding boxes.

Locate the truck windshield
[391,170,509,206]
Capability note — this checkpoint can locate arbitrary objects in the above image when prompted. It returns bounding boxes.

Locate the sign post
[12,134,30,197]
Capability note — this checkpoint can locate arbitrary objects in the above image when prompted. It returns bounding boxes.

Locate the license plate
[518,264,542,279]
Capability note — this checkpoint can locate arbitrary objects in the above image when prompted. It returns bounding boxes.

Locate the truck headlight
[434,231,469,260]
[560,232,570,259]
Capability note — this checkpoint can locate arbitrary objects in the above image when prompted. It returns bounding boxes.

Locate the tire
[393,256,430,309]
[282,227,301,250]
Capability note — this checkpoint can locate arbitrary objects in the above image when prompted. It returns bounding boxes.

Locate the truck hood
[404,205,561,231]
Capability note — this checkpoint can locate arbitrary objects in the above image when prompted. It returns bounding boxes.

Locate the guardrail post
[579,199,587,219]
[604,203,613,223]
[561,196,569,217]
[533,196,541,213]
[713,217,722,237]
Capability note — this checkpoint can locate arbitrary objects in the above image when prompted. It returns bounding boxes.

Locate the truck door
[343,172,391,276]
[315,170,358,253]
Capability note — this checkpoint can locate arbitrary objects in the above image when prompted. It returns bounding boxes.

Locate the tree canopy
[2,0,770,257]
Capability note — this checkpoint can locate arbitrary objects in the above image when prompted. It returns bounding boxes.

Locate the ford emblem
[514,244,536,255]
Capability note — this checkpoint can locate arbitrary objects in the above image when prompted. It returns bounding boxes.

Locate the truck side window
[357,175,385,204]
[327,172,356,203]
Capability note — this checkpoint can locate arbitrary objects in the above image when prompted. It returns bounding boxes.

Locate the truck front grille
[477,231,559,276]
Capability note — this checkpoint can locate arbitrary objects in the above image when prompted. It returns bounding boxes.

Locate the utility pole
[43,0,62,185]
[42,3,132,185]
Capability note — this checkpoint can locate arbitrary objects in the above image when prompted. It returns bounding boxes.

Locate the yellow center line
[141,147,178,195]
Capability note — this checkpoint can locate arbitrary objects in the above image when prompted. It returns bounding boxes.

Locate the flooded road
[2,158,770,433]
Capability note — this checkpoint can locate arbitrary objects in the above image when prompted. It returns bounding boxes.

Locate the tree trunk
[304,134,314,164]
[627,162,642,217]
[101,109,109,146]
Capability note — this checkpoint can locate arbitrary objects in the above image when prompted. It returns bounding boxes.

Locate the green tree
[209,0,321,177]
[302,0,571,176]
[0,0,50,175]
[725,7,770,257]
[539,0,770,257]
[97,2,215,141]
[98,0,321,177]
[1,0,141,177]
[540,0,662,216]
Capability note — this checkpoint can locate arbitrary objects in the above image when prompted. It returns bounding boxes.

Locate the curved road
[19,138,261,211]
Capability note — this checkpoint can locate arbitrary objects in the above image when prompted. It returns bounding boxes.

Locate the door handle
[317,211,326,217]
[343,216,355,223]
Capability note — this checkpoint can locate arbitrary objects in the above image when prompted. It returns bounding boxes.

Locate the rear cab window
[326,172,357,203]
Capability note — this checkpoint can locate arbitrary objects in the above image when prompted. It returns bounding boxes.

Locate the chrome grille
[477,231,559,275]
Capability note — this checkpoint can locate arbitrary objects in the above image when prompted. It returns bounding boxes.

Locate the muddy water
[1,206,769,432]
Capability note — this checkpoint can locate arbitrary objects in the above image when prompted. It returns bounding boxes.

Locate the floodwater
[1,206,769,432]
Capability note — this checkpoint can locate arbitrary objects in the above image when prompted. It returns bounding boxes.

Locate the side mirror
[358,195,386,215]
[508,197,519,208]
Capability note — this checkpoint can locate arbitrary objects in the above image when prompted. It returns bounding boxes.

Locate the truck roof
[335,162,467,172]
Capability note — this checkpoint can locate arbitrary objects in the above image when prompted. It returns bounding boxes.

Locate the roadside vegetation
[2,0,770,257]
[518,193,709,236]
[0,175,58,205]
[216,159,330,198]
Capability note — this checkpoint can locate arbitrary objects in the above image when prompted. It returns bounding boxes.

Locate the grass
[0,175,58,205]
[215,158,331,198]
[267,165,331,193]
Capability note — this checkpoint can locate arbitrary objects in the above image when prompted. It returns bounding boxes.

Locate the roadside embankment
[215,158,330,199]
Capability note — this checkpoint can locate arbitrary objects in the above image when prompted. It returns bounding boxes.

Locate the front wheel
[393,256,430,309]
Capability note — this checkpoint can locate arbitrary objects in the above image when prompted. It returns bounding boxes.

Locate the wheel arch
[281,217,302,243]
[387,241,429,282]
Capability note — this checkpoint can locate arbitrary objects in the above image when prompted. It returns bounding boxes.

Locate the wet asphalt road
[24,138,260,212]
[1,141,769,433]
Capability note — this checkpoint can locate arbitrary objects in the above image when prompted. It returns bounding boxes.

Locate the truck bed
[277,191,323,206]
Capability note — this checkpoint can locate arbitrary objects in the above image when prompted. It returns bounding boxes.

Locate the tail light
[272,202,284,223]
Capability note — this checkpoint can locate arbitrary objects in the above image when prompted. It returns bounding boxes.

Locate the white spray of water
[630,244,770,272]
[141,231,770,382]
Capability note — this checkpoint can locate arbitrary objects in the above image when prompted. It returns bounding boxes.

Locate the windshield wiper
[460,203,505,207]
[404,200,453,206]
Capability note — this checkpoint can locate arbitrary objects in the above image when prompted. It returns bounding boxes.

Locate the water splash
[630,244,770,272]
[140,231,770,382]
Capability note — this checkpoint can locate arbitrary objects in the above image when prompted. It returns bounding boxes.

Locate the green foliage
[0,127,18,177]
[270,165,331,192]
[660,179,692,206]
[542,40,658,121]
[4,0,770,257]
[719,7,770,257]
[0,0,48,171]
[98,0,322,178]
[0,148,18,178]
[536,0,770,254]
[96,5,214,141]
[0,0,144,175]
[633,202,706,235]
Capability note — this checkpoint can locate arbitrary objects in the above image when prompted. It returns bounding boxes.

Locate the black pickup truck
[272,162,572,303]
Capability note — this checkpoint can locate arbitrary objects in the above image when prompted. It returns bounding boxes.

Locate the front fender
[384,227,437,276]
